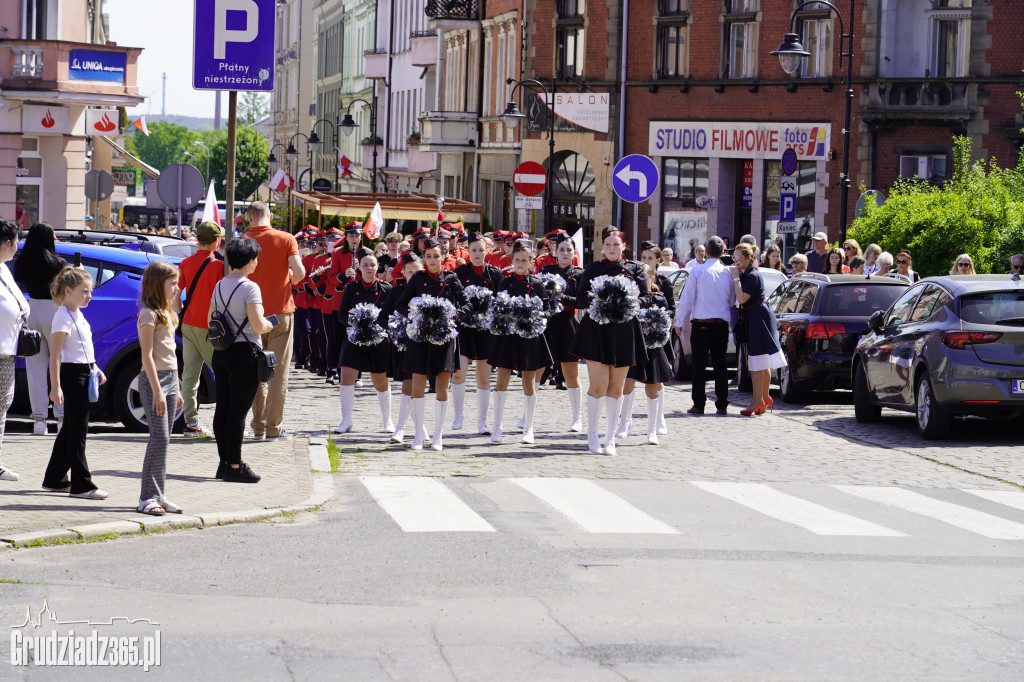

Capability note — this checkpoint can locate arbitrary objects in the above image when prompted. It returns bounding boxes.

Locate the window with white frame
[482,29,493,116]
[723,1,758,79]
[506,24,517,102]
[556,0,585,79]
[799,15,832,77]
[931,0,971,77]
[497,30,507,108]
[655,0,690,78]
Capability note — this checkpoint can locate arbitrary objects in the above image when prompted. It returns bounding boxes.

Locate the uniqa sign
[648,121,831,161]
[68,49,127,83]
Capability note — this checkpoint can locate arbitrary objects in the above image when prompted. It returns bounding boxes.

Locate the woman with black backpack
[207,238,278,483]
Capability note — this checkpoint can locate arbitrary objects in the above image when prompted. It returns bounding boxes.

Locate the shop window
[655,1,690,79]
[661,158,709,260]
[556,0,585,79]
[723,1,758,79]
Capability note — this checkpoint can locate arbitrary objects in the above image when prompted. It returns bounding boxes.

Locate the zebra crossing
[351,476,1024,545]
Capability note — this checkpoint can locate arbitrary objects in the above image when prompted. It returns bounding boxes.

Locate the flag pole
[225,91,237,245]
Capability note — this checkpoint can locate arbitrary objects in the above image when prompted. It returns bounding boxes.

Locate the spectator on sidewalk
[245,202,305,440]
[876,252,894,276]
[788,253,808,275]
[0,219,25,482]
[13,223,66,436]
[177,221,224,437]
[1011,253,1024,276]
[805,232,830,274]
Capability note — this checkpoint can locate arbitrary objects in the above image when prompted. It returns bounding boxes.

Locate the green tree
[129,121,198,173]
[200,126,270,202]
[849,137,1024,276]
[239,92,269,127]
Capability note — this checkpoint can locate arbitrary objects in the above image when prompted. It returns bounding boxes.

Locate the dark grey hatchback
[852,275,1024,439]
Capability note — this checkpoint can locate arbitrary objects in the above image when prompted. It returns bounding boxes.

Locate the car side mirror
[867,310,884,333]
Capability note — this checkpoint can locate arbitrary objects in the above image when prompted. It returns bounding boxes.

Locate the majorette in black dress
[337,278,392,374]
[653,272,677,367]
[395,268,467,376]
[626,292,673,384]
[378,278,410,381]
[540,262,583,363]
[564,258,650,368]
[454,261,502,360]
[487,273,554,372]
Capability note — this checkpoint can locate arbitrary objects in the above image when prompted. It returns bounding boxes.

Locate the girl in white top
[41,266,108,500]
[0,218,25,482]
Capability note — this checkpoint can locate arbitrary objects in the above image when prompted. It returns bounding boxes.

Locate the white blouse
[0,263,27,356]
[51,306,95,364]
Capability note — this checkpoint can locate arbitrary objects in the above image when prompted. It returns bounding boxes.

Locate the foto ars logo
[93,113,116,132]
[41,109,55,128]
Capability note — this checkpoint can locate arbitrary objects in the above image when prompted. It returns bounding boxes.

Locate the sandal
[159,499,184,514]
[137,499,166,516]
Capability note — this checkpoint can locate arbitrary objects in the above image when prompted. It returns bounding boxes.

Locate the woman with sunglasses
[895,251,920,282]
[949,254,976,275]
[842,239,862,268]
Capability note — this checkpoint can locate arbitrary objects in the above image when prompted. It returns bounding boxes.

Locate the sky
[105,0,227,119]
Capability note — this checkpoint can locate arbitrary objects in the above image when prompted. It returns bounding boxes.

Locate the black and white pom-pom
[485,291,518,337]
[637,306,672,349]
[387,312,409,352]
[534,272,566,314]
[347,303,387,346]
[511,295,547,338]
[406,295,459,345]
[462,285,494,330]
[587,274,640,325]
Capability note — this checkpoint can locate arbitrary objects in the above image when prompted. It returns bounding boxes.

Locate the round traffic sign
[781,148,798,176]
[156,162,205,210]
[513,161,547,197]
[84,169,115,201]
[612,154,659,203]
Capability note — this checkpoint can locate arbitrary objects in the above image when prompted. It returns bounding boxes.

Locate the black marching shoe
[223,462,261,483]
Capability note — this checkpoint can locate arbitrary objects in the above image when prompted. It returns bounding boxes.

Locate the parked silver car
[852,275,1024,439]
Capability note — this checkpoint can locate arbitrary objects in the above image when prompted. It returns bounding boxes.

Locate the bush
[849,137,1024,276]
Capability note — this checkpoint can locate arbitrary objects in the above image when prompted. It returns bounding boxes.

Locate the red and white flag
[270,167,293,192]
[200,181,220,226]
[364,202,383,240]
[338,154,354,179]
[133,117,151,136]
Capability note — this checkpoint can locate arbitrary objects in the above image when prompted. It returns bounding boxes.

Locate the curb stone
[0,438,335,550]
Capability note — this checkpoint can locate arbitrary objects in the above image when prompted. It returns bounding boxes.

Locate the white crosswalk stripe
[510,478,680,534]
[691,482,906,536]
[360,477,496,532]
[962,489,1024,513]
[833,486,1024,540]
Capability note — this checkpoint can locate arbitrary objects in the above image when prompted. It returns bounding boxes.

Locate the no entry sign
[513,161,547,197]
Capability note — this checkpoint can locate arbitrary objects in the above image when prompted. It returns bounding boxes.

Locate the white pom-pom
[347,303,387,346]
[588,274,640,325]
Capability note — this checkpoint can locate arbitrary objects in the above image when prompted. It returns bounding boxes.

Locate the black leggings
[212,343,260,465]
[42,363,95,494]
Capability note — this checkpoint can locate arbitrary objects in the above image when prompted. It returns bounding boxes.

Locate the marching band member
[452,232,502,433]
[540,234,584,431]
[639,241,675,436]
[534,229,581,272]
[485,232,508,267]
[334,248,393,434]
[390,226,431,282]
[563,226,648,455]
[392,238,468,451]
[305,232,331,375]
[487,240,552,444]
[324,224,363,383]
[291,231,311,370]
[380,253,423,443]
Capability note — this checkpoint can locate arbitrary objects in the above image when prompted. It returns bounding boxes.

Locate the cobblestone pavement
[0,402,311,537]
[280,366,1022,490]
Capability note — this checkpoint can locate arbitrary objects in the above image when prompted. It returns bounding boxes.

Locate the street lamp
[340,94,379,193]
[771,0,854,242]
[503,77,557,236]
[192,140,211,186]
[311,118,339,191]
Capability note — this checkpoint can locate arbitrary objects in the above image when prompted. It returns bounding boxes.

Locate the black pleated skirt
[458,326,493,361]
[544,312,578,363]
[402,338,461,376]
[568,315,649,368]
[389,345,411,381]
[339,339,390,374]
[627,344,672,383]
[489,333,553,372]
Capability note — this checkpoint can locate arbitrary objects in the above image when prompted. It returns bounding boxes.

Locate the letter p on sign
[214,0,259,59]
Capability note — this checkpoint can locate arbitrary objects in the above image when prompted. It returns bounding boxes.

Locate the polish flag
[338,154,354,179]
[200,181,220,226]
[133,117,151,136]
[364,202,383,240]
[270,167,293,192]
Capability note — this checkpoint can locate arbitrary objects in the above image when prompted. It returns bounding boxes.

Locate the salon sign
[649,121,831,161]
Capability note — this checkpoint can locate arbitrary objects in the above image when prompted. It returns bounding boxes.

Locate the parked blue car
[12,241,216,432]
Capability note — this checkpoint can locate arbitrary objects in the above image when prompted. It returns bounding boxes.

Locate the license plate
[1012,380,1024,395]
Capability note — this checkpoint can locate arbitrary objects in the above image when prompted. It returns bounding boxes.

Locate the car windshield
[161,243,197,258]
[819,284,907,317]
[959,291,1024,325]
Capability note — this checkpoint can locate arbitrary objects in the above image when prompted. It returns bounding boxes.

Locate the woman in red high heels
[731,244,787,415]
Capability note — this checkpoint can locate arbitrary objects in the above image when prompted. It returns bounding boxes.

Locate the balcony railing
[12,45,43,78]
[418,111,478,153]
[425,0,479,21]
[410,31,438,67]
[859,79,977,122]
[363,49,389,80]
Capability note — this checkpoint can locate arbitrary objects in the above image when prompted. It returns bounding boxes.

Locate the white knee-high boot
[616,391,635,439]
[656,389,668,435]
[333,384,354,433]
[391,393,411,442]
[567,387,583,432]
[521,394,537,444]
[410,397,426,450]
[490,390,507,443]
[604,396,624,456]
[451,382,466,430]
[646,396,660,445]
[431,400,449,451]
[377,389,394,432]
[586,394,604,454]
[476,387,491,434]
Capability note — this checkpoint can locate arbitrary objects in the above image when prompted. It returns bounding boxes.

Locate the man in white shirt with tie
[675,236,736,414]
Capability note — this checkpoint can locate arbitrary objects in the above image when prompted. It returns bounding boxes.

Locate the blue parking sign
[193,0,276,92]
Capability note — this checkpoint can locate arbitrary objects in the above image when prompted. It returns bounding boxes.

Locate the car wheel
[112,358,185,433]
[779,366,804,403]
[853,362,881,423]
[915,372,952,440]
[737,344,752,392]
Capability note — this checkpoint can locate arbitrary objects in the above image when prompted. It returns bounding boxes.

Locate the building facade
[0,0,144,230]
[270,0,316,190]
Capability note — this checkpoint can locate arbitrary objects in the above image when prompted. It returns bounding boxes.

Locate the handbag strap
[179,254,215,324]
[70,309,95,366]
[216,279,250,344]
[0,270,30,320]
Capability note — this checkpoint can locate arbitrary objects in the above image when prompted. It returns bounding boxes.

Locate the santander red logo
[93,113,116,132]
[41,109,55,128]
